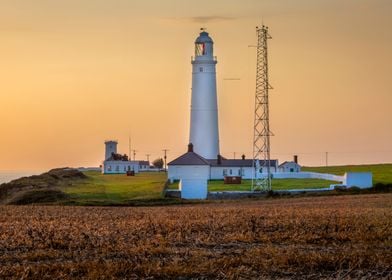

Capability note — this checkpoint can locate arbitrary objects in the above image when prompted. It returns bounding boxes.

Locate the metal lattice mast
[252,25,272,191]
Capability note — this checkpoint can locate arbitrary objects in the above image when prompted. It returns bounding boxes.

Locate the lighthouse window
[195,43,205,56]
[199,67,203,72]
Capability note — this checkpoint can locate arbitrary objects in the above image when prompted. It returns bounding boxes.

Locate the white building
[168,143,279,182]
[101,140,149,174]
[279,161,301,173]
[103,160,139,174]
[138,161,151,172]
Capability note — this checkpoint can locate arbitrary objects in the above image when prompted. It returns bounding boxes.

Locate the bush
[373,183,392,192]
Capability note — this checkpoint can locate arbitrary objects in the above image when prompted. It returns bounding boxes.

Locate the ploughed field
[0,194,391,279]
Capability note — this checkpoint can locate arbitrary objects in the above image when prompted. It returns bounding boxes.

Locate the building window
[290,168,294,172]
[195,42,205,56]
[223,169,227,176]
[199,67,203,72]
[229,169,232,175]
[108,166,112,171]
[116,166,119,172]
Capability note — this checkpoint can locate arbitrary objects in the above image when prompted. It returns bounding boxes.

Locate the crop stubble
[0,194,391,279]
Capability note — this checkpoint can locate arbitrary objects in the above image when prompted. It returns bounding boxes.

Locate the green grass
[302,163,392,184]
[63,171,167,204]
[61,164,391,204]
[168,178,338,192]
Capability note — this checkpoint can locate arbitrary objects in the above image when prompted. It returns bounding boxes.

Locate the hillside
[0,168,87,205]
[63,171,168,205]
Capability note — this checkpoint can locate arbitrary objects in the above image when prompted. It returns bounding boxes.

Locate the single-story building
[279,161,301,173]
[168,143,280,182]
[102,160,140,174]
[138,161,151,171]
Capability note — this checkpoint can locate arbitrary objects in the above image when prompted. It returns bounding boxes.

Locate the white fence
[272,172,344,182]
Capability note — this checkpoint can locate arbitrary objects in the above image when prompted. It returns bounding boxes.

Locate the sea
[0,171,43,184]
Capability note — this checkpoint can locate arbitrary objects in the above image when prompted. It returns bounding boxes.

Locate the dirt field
[0,194,391,279]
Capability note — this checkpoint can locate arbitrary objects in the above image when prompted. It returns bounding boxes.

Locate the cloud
[188,16,236,23]
[162,15,236,24]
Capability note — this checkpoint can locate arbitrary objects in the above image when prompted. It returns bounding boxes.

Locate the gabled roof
[168,152,210,166]
[208,159,253,167]
[209,159,278,167]
[279,161,300,167]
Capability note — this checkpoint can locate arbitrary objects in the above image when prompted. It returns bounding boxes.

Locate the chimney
[241,154,246,160]
[217,154,222,165]
[294,155,298,164]
[188,143,194,153]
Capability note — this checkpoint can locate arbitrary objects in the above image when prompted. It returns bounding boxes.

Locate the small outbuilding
[279,161,301,173]
[168,144,211,182]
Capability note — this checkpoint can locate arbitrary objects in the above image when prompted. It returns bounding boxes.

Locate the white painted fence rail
[272,172,344,182]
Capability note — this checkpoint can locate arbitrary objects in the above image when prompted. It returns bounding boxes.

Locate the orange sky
[0,0,391,171]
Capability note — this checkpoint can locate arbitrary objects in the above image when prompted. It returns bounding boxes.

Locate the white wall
[279,162,301,173]
[102,161,140,174]
[210,167,254,180]
[272,172,344,182]
[180,179,208,199]
[104,141,117,160]
[343,172,373,188]
[139,165,150,171]
[168,165,210,181]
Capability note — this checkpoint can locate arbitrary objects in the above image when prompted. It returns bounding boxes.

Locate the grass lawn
[61,163,391,204]
[302,163,392,184]
[63,171,167,204]
[169,178,338,191]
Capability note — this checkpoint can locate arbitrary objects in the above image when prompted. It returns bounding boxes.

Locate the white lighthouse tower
[189,30,220,160]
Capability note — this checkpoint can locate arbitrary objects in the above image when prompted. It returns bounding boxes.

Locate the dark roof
[209,159,278,167]
[279,161,300,167]
[169,151,278,167]
[138,161,149,166]
[168,152,210,166]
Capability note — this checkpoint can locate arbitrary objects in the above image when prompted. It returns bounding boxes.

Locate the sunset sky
[1,0,391,171]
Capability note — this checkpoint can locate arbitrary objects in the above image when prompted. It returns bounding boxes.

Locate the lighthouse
[189,30,220,160]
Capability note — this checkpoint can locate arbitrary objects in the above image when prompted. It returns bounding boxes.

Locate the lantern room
[194,30,214,58]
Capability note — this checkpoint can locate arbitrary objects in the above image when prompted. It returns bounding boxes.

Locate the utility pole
[162,149,169,172]
[132,150,137,161]
[128,136,132,161]
[233,152,236,159]
[252,25,273,192]
[146,154,150,163]
[326,152,328,167]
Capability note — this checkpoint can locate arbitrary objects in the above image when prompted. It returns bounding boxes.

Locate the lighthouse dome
[195,31,213,44]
